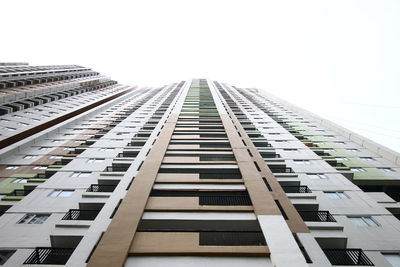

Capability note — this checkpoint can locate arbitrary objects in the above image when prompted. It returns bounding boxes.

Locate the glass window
[49,156,63,159]
[11,178,27,184]
[348,216,379,227]
[70,172,91,177]
[347,149,360,152]
[383,253,400,267]
[87,158,105,163]
[32,166,47,170]
[18,214,50,224]
[351,168,366,172]
[0,250,16,265]
[5,166,19,170]
[307,173,328,179]
[335,157,348,161]
[360,157,375,161]
[325,192,349,199]
[48,190,74,198]
[23,155,36,159]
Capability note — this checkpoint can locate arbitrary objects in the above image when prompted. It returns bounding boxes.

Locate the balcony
[103,165,130,172]
[199,231,266,246]
[298,211,336,222]
[269,167,294,173]
[323,249,374,266]
[62,209,100,220]
[24,247,74,265]
[282,185,312,193]
[86,184,116,193]
[117,151,139,158]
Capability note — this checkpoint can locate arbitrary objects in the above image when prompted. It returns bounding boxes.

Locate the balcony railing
[199,195,252,206]
[199,231,266,246]
[282,186,312,193]
[104,165,130,172]
[86,184,116,193]
[298,211,336,222]
[62,209,100,220]
[24,247,74,265]
[269,167,294,173]
[323,249,374,266]
[117,151,139,158]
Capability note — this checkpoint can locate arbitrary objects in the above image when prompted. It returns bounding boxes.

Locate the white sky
[1,0,400,153]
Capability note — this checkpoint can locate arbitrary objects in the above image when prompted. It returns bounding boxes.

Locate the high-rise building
[0,64,399,267]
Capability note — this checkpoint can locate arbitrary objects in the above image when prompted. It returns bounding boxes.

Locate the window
[335,157,348,161]
[348,216,379,227]
[52,140,62,143]
[5,166,19,170]
[377,167,395,173]
[87,158,105,163]
[63,147,75,151]
[293,160,312,165]
[323,149,335,152]
[70,172,91,177]
[18,214,50,224]
[4,127,16,131]
[11,178,28,183]
[383,253,400,267]
[39,147,51,151]
[32,166,47,170]
[361,157,375,161]
[0,250,15,265]
[324,192,349,199]
[307,173,328,179]
[49,155,62,159]
[99,148,114,151]
[347,149,360,152]
[48,190,74,198]
[351,168,366,172]
[334,141,345,144]
[23,155,36,159]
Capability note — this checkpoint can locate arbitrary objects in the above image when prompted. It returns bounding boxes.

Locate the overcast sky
[1,0,400,153]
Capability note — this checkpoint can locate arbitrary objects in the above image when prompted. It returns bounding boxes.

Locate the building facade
[0,64,399,266]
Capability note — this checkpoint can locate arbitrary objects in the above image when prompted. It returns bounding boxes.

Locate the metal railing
[117,152,139,158]
[62,209,100,220]
[199,195,252,206]
[269,167,294,173]
[282,185,312,193]
[86,184,116,193]
[24,247,74,265]
[323,249,374,266]
[298,211,336,222]
[199,231,266,246]
[104,165,130,172]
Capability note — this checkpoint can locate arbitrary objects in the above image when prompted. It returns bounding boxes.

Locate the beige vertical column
[209,81,309,267]
[87,82,189,267]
